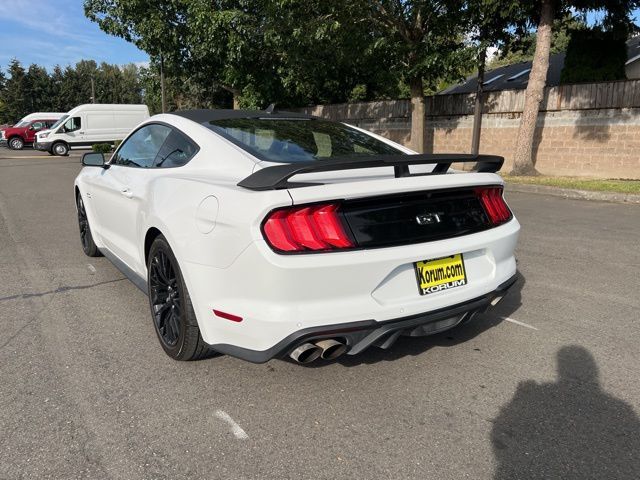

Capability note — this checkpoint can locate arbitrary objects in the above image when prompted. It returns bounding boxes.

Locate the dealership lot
[1,148,639,479]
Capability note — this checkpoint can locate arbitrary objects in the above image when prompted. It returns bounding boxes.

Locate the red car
[1,118,60,150]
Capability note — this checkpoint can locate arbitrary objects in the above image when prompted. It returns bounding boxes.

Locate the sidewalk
[505,182,640,205]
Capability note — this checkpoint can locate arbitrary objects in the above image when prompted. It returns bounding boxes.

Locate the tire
[52,141,69,156]
[47,151,54,156]
[147,235,212,361]
[76,194,102,257]
[9,137,24,150]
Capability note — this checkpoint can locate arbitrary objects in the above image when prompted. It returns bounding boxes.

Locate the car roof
[170,109,315,123]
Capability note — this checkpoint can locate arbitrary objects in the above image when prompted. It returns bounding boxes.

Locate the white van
[34,104,150,156]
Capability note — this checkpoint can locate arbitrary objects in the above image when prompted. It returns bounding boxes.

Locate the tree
[0,68,7,123]
[511,0,640,175]
[368,1,468,152]
[25,64,53,112]
[3,59,28,123]
[467,1,529,155]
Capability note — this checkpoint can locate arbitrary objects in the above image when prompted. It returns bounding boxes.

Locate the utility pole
[90,76,96,103]
[160,53,166,113]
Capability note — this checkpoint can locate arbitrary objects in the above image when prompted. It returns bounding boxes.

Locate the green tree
[3,59,28,123]
[0,68,7,123]
[25,64,53,112]
[560,28,628,82]
[368,0,469,152]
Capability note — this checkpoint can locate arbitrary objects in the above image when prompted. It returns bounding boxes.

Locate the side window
[63,117,81,133]
[31,121,45,130]
[154,129,199,168]
[112,124,171,168]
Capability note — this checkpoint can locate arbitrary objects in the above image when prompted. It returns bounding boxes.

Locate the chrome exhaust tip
[315,339,347,360]
[289,343,322,364]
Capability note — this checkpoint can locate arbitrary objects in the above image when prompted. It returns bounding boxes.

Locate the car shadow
[298,271,525,368]
[491,345,640,479]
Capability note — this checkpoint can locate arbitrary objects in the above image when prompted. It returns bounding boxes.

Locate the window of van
[63,117,81,133]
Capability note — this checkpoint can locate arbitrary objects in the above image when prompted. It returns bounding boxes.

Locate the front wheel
[52,142,69,156]
[147,235,213,361]
[9,137,24,150]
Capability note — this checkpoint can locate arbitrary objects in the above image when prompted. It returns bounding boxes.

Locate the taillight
[476,186,511,225]
[263,203,354,252]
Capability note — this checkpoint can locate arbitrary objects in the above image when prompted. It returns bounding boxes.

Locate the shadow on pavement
[491,345,640,480]
[301,271,526,367]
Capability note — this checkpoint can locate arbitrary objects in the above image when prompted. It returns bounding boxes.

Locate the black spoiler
[237,153,504,191]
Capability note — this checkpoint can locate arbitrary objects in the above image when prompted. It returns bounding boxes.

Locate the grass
[502,175,640,195]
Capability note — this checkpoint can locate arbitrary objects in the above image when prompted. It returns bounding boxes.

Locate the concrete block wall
[300,95,640,179]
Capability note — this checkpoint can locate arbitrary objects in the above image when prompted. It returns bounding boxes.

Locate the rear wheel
[76,194,101,257]
[9,137,24,150]
[147,235,212,361]
[52,142,69,156]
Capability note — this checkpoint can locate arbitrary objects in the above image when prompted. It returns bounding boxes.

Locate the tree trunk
[511,0,555,176]
[409,77,425,153]
[471,46,487,156]
[233,94,240,110]
[160,54,166,114]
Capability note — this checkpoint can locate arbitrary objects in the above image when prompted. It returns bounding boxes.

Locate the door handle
[120,187,133,198]
[78,131,85,134]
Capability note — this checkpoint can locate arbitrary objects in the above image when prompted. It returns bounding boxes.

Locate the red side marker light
[213,309,243,322]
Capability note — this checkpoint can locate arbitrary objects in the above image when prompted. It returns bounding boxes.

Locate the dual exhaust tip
[289,339,347,364]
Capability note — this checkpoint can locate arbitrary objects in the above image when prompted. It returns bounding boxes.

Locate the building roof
[439,36,640,95]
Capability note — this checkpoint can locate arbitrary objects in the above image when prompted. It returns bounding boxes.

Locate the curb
[504,182,640,205]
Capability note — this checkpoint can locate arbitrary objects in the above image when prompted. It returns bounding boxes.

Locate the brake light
[263,203,354,252]
[476,187,511,225]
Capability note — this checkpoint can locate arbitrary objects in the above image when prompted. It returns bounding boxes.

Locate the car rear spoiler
[237,153,504,191]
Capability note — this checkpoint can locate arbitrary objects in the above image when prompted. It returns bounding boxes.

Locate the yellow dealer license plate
[414,254,467,295]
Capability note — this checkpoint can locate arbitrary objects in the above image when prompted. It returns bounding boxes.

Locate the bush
[92,143,112,154]
[113,139,122,150]
[560,29,627,84]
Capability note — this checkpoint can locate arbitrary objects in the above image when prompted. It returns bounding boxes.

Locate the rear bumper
[182,216,519,358]
[211,274,517,363]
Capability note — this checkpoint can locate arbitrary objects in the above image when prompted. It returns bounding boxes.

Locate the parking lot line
[215,410,249,440]
[501,316,538,331]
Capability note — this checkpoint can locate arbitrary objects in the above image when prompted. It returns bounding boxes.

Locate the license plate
[414,254,467,295]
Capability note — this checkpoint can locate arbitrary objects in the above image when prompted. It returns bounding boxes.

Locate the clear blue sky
[0,0,148,71]
[0,1,638,73]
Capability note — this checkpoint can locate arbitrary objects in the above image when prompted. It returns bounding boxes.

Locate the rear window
[205,118,403,163]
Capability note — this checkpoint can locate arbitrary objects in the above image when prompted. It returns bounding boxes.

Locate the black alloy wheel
[149,249,182,347]
[147,235,212,361]
[76,194,101,257]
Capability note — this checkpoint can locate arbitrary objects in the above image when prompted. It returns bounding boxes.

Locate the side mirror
[82,152,106,167]
[28,125,35,131]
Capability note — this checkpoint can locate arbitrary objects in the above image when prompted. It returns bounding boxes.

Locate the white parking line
[215,410,249,440]
[87,264,97,274]
[502,316,538,331]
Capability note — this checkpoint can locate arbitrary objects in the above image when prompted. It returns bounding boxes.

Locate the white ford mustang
[74,109,520,363]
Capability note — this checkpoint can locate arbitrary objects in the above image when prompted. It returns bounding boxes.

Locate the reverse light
[476,186,511,225]
[262,203,354,253]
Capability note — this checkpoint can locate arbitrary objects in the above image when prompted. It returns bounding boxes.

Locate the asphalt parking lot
[1,147,639,480]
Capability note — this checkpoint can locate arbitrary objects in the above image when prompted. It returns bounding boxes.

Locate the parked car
[4,112,65,129]
[34,104,150,156]
[74,109,519,364]
[0,114,64,150]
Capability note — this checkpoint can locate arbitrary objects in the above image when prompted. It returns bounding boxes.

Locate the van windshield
[206,118,403,163]
[50,115,69,131]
